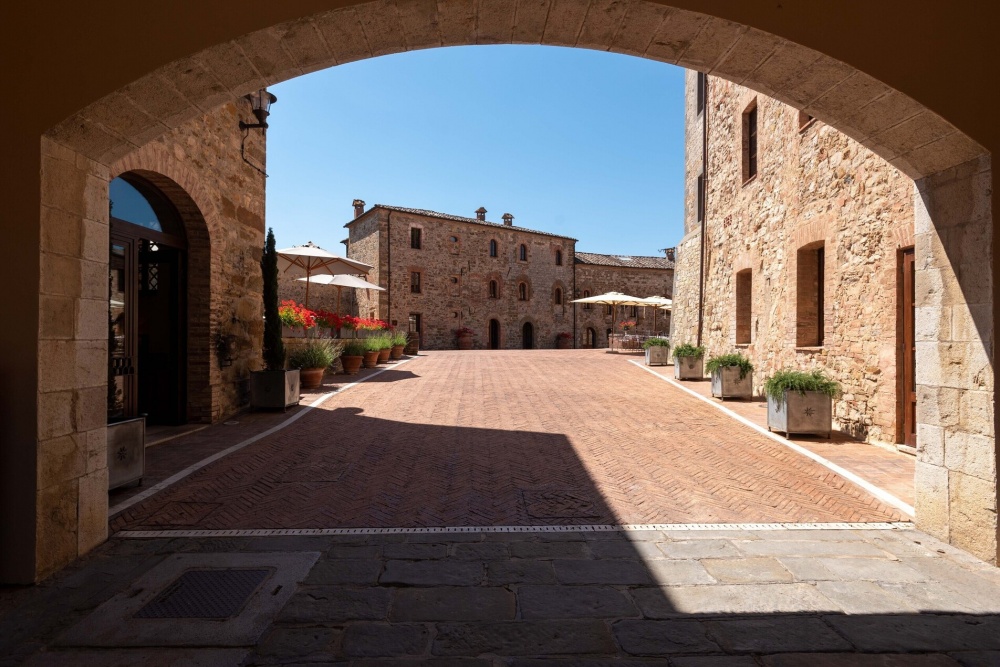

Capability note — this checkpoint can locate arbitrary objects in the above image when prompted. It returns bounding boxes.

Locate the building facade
[343,204,674,351]
[671,71,916,448]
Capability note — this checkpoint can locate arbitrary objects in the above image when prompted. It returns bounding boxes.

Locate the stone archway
[7,0,994,583]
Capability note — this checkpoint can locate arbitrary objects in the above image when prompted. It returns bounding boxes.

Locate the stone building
[344,203,674,350]
[671,71,916,449]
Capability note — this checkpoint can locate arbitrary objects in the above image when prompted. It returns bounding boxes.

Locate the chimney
[475,206,487,221]
[502,213,514,226]
[665,247,676,262]
[353,199,365,218]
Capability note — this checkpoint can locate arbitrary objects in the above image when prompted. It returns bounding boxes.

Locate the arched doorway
[586,327,597,349]
[522,322,534,349]
[108,175,188,426]
[489,319,501,350]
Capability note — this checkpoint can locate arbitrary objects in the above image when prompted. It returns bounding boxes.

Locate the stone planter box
[251,369,300,410]
[281,326,306,338]
[674,356,704,380]
[768,390,833,438]
[645,346,670,366]
[711,366,752,400]
[107,417,145,491]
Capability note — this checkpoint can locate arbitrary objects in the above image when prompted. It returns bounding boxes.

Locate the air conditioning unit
[107,417,145,490]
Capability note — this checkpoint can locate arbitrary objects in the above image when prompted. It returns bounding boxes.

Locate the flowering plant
[556,332,573,339]
[279,300,316,329]
[357,317,388,331]
[618,319,637,331]
[454,327,477,337]
[313,309,342,330]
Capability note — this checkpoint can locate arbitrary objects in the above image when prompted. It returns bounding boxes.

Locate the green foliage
[372,334,393,350]
[391,331,409,347]
[672,343,705,359]
[342,341,367,357]
[287,340,339,370]
[763,369,843,401]
[705,352,754,379]
[642,337,671,349]
[363,336,390,352]
[261,228,285,371]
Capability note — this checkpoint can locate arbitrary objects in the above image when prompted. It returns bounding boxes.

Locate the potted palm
[252,229,300,409]
[764,369,842,438]
[707,352,754,400]
[340,341,366,375]
[643,337,670,366]
[288,340,341,389]
[390,331,408,359]
[673,343,705,380]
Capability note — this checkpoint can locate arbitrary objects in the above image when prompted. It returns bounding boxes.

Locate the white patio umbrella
[297,273,385,315]
[570,291,647,337]
[637,296,672,333]
[277,241,373,308]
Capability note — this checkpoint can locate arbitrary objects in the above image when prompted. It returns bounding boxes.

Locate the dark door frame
[898,247,916,447]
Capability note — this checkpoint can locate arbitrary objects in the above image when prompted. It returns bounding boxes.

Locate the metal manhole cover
[135,568,272,619]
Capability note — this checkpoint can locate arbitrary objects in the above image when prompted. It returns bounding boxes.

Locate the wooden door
[900,248,916,446]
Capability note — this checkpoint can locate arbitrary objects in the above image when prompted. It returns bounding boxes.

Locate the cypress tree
[261,228,285,371]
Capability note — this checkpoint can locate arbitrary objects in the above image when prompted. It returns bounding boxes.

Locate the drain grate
[135,568,272,619]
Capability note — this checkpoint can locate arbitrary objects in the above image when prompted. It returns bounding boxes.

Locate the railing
[608,333,669,353]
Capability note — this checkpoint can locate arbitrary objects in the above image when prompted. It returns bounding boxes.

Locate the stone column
[35,137,110,578]
[914,156,996,564]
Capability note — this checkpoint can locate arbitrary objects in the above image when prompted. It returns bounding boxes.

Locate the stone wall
[575,264,674,348]
[673,71,915,446]
[112,101,267,421]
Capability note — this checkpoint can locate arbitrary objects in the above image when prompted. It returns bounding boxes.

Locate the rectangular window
[408,313,421,336]
[743,102,758,182]
[697,172,705,223]
[796,243,825,346]
[410,271,421,294]
[735,269,752,344]
[696,72,706,114]
[410,227,422,249]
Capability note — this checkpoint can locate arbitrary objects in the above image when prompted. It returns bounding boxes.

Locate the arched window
[489,239,498,257]
[583,289,592,310]
[519,244,527,261]
[554,287,562,305]
[518,283,528,301]
[489,280,499,299]
[555,249,563,266]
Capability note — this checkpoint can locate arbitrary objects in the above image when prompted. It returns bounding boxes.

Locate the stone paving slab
[3,527,1000,663]
[111,351,904,533]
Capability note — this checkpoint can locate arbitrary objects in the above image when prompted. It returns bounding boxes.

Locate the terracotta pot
[362,350,379,368]
[390,345,405,360]
[457,333,474,350]
[341,355,363,375]
[556,337,572,349]
[299,367,325,389]
[377,348,391,363]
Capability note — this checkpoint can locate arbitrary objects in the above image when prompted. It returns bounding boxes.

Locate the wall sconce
[239,89,277,132]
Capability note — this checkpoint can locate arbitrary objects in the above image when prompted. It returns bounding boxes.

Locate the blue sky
[265,45,686,257]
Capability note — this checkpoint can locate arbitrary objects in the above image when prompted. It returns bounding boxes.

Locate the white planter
[674,356,704,380]
[645,346,670,366]
[711,366,753,400]
[251,369,301,410]
[767,390,833,437]
[107,417,145,491]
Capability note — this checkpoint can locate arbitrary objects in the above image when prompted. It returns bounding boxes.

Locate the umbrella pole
[336,286,342,316]
[612,305,617,352]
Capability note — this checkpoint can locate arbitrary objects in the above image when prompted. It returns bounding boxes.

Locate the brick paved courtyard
[112,350,904,533]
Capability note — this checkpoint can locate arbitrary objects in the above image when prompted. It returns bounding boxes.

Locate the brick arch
[110,155,217,422]
[45,0,984,181]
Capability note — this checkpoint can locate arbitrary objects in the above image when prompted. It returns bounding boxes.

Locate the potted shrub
[390,331,408,360]
[362,337,381,368]
[707,352,754,400]
[556,332,573,349]
[455,326,476,350]
[340,341,366,375]
[374,333,393,364]
[764,369,842,438]
[252,229,300,409]
[643,337,670,366]
[288,340,341,389]
[673,343,705,380]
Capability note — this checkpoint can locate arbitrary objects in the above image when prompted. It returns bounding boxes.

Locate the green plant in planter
[391,331,409,347]
[363,336,386,353]
[642,337,670,349]
[705,352,754,380]
[287,340,339,369]
[763,369,843,401]
[672,343,705,359]
[261,228,285,370]
[342,341,367,357]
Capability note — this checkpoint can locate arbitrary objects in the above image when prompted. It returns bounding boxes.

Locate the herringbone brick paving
[111,350,904,532]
